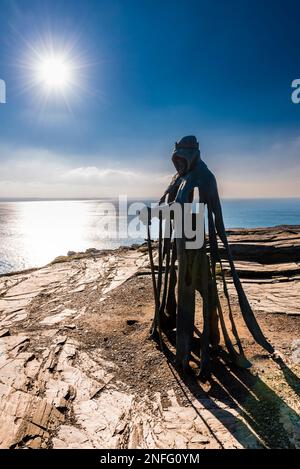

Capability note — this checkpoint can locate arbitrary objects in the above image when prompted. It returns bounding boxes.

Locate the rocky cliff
[0,226,300,449]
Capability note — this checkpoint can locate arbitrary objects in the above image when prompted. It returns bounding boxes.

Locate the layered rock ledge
[0,226,300,449]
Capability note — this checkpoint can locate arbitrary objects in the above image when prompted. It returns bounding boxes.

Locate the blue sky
[0,0,299,198]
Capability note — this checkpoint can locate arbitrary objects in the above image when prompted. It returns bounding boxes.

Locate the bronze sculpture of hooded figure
[141,135,273,379]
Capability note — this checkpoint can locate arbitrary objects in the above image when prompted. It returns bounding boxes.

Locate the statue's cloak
[154,150,273,367]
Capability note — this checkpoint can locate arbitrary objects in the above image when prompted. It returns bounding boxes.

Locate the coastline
[1,223,300,278]
[0,225,300,448]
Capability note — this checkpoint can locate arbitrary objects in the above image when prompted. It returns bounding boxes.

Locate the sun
[36,54,73,90]
[16,35,90,110]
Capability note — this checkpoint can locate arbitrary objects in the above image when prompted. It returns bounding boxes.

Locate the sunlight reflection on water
[0,198,299,274]
[0,199,147,274]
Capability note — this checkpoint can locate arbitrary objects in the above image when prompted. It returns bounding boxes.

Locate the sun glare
[15,33,90,110]
[36,55,73,90]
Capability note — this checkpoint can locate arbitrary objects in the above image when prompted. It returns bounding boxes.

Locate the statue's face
[172,153,187,176]
[172,148,200,176]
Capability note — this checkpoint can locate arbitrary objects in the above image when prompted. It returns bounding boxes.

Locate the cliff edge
[0,226,300,449]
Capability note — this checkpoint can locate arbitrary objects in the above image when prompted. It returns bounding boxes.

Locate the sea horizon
[0,197,299,275]
[0,196,299,201]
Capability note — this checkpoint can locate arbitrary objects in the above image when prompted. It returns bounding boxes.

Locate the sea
[0,198,299,275]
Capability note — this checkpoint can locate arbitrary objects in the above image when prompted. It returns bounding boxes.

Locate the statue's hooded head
[172,136,200,176]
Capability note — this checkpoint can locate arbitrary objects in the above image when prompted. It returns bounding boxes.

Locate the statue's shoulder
[196,160,217,185]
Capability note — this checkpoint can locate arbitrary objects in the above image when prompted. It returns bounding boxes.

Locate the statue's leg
[176,251,195,370]
[197,252,212,379]
[207,260,220,350]
[164,244,177,330]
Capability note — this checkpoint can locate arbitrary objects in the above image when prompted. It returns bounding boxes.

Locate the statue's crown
[175,135,199,150]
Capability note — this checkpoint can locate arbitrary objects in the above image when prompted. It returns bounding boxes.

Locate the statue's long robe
[157,152,273,372]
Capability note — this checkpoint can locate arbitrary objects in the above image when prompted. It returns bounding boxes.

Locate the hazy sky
[0,0,299,198]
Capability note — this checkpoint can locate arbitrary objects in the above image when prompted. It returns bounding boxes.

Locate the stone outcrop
[223,226,300,316]
[0,227,299,449]
[221,225,300,264]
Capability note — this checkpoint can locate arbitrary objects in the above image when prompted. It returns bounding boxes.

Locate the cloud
[0,144,172,198]
[0,134,299,199]
[61,166,137,184]
[209,134,300,197]
[59,165,172,197]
